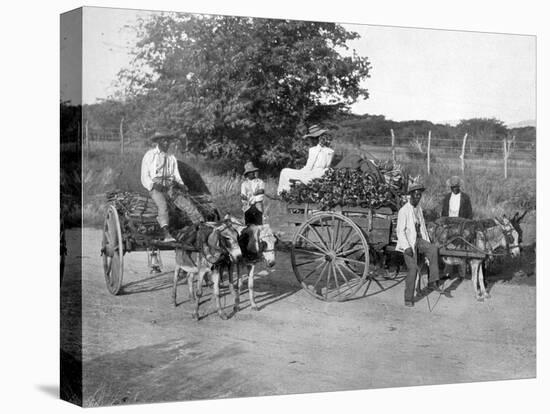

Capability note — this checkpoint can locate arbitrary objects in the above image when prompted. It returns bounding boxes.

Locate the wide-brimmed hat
[303,124,328,139]
[150,130,179,142]
[408,183,426,193]
[243,161,259,176]
[446,175,464,188]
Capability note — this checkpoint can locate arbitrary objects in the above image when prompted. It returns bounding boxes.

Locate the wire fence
[81,122,536,178]
[334,130,535,179]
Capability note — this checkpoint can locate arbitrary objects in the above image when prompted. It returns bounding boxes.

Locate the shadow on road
[119,272,174,295]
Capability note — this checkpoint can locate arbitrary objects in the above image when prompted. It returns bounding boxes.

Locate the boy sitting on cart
[141,130,202,242]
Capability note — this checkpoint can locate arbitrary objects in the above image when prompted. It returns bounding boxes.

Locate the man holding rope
[396,182,442,307]
[141,130,202,242]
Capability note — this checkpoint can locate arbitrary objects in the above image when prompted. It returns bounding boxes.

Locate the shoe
[161,226,176,243]
[427,281,443,293]
[404,301,414,307]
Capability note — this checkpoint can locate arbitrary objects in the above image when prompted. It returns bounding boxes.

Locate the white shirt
[396,202,430,252]
[304,145,334,171]
[241,178,265,211]
[140,146,184,191]
[449,192,461,217]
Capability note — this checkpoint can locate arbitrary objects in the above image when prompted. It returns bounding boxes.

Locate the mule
[173,220,242,320]
[232,224,277,311]
[427,213,523,301]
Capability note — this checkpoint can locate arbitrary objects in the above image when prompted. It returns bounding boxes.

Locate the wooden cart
[101,193,219,295]
[285,202,404,301]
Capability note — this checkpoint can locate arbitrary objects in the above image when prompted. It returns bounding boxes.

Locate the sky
[61,7,536,126]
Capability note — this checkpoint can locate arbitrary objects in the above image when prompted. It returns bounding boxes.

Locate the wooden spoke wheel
[102,205,124,295]
[291,212,369,301]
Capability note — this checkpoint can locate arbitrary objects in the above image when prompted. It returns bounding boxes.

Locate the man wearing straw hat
[441,175,473,219]
[141,130,202,242]
[440,175,473,279]
[396,182,442,307]
[241,161,265,225]
[277,124,334,194]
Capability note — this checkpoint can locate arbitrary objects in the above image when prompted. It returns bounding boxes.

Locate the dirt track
[61,228,536,406]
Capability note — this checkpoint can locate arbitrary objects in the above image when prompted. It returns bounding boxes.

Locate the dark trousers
[403,238,440,302]
[244,204,263,226]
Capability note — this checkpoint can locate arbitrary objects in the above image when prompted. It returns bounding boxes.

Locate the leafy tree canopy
[455,118,508,141]
[119,13,371,170]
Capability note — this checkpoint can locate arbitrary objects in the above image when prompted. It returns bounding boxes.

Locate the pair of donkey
[172,218,277,320]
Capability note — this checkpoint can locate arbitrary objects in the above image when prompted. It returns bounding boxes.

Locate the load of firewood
[280,157,408,211]
[106,189,220,230]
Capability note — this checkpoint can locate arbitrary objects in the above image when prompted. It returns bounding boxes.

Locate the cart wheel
[102,205,124,295]
[291,212,369,301]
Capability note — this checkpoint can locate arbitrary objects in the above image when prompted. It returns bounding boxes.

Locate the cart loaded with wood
[280,156,410,301]
[100,161,220,295]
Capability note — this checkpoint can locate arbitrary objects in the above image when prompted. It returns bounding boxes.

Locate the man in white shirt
[277,125,334,194]
[396,183,442,307]
[241,162,265,225]
[141,130,198,242]
[441,176,473,219]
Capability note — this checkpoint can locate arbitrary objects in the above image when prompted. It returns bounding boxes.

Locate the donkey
[173,220,242,320]
[232,224,277,311]
[427,213,523,301]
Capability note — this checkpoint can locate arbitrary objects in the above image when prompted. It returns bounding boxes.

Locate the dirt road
[61,228,536,406]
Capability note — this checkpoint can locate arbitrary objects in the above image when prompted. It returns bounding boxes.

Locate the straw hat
[408,183,426,193]
[150,130,179,142]
[303,124,328,139]
[446,176,464,188]
[243,161,259,176]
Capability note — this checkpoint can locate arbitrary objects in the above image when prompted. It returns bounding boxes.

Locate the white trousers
[277,167,327,194]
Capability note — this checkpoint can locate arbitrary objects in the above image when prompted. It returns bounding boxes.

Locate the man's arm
[463,193,473,219]
[254,180,265,196]
[396,208,414,257]
[171,157,185,186]
[324,148,334,168]
[441,194,449,217]
[304,147,316,170]
[140,151,155,191]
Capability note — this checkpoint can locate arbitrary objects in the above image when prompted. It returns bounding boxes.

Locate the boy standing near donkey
[241,162,265,225]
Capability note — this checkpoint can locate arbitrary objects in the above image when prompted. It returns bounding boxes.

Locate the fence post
[119,117,125,156]
[427,130,431,174]
[460,133,468,174]
[503,135,514,179]
[390,129,396,163]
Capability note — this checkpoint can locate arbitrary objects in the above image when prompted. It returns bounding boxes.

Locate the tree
[455,118,508,141]
[119,13,371,170]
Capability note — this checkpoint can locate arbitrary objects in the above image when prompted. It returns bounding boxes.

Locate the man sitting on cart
[277,125,334,194]
[141,130,202,242]
[396,182,442,307]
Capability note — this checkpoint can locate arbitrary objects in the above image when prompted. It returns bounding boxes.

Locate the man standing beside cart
[441,175,473,219]
[396,182,442,307]
[141,130,202,242]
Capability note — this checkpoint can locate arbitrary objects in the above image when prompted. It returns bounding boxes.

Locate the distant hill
[507,120,536,128]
